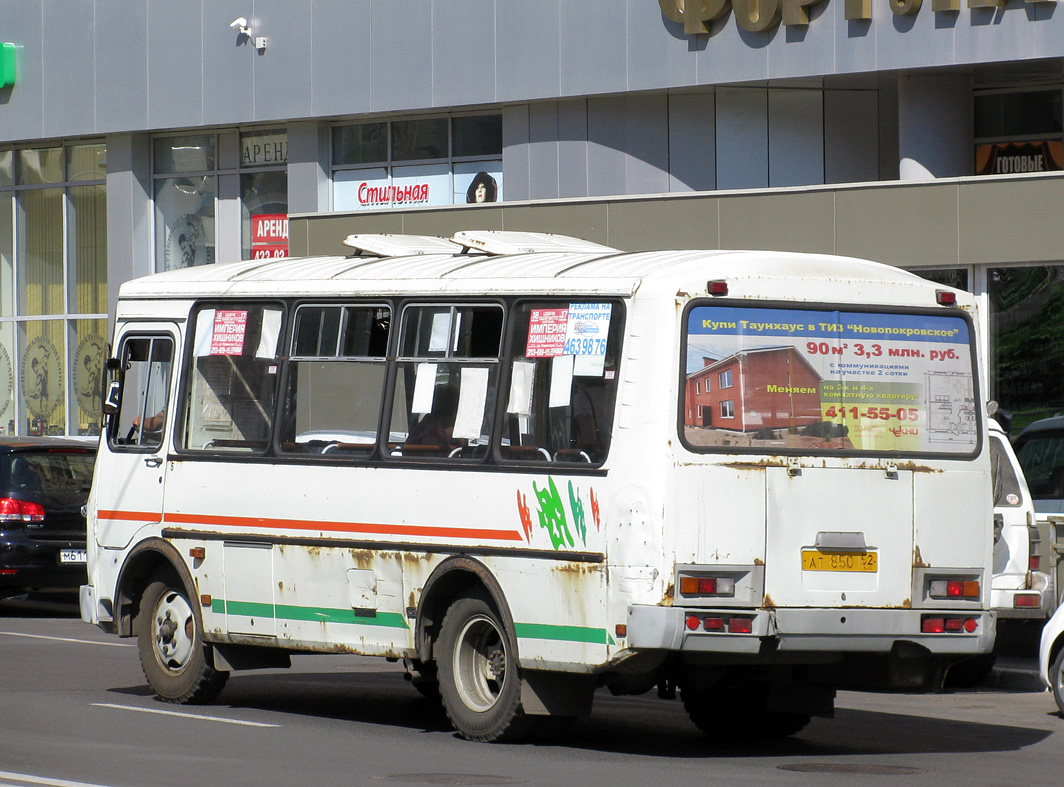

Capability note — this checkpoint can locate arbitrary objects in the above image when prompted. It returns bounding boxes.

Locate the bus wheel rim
[453,614,506,713]
[152,589,195,673]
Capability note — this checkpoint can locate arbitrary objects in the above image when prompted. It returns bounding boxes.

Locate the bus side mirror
[102,358,122,416]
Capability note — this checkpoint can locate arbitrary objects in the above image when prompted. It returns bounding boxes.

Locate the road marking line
[0,769,119,787]
[92,702,280,727]
[0,632,131,648]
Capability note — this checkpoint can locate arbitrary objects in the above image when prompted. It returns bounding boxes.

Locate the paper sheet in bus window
[193,309,216,356]
[411,362,438,414]
[550,355,574,408]
[507,360,535,415]
[454,367,489,441]
[255,309,283,359]
[429,311,450,353]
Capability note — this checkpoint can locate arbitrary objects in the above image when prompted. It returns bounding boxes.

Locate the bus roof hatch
[451,230,617,256]
[342,234,463,257]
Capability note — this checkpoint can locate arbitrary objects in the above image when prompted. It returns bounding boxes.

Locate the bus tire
[136,572,228,705]
[437,593,533,742]
[683,683,810,739]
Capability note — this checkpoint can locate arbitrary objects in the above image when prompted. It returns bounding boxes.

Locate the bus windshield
[681,303,977,456]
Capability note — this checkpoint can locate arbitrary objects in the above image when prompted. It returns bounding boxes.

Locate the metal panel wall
[668,93,715,193]
[295,174,1064,270]
[431,0,497,108]
[768,89,824,189]
[716,89,768,191]
[1,1,1061,143]
[824,90,879,186]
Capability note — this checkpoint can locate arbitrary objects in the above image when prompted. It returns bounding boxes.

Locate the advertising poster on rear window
[684,306,976,454]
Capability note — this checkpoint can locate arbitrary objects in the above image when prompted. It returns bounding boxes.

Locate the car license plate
[801,549,877,572]
[59,549,87,564]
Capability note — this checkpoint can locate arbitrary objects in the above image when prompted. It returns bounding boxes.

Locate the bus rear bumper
[627,605,996,656]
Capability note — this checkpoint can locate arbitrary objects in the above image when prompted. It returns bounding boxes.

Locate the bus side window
[181,304,282,453]
[108,336,173,450]
[500,301,620,465]
[390,304,502,461]
[279,304,391,457]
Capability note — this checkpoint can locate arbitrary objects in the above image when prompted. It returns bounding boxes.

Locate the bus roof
[118,234,955,306]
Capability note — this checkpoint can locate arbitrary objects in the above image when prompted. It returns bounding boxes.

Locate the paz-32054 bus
[81,231,994,742]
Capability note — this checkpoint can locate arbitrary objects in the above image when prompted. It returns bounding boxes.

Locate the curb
[985,658,1044,692]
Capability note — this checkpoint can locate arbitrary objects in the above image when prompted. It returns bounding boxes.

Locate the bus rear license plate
[59,549,87,564]
[801,550,877,573]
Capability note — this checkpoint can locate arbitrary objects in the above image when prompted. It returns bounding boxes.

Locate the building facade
[1,0,1063,435]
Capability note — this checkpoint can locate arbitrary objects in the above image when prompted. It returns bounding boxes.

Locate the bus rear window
[681,304,977,456]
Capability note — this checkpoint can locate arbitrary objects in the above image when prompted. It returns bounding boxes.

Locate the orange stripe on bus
[101,510,523,542]
[98,509,161,522]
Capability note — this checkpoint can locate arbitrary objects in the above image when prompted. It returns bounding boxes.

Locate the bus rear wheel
[136,571,228,704]
[437,593,533,742]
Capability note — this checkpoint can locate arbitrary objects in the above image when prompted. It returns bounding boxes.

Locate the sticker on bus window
[209,310,248,356]
[526,303,612,371]
[526,308,569,358]
[683,306,975,454]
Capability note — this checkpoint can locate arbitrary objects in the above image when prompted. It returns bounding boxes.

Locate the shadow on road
[0,592,80,618]
[106,667,1053,758]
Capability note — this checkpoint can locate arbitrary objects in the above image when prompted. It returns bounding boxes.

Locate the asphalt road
[1,594,1062,787]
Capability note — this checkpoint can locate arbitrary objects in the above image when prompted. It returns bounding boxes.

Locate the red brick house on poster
[684,346,823,431]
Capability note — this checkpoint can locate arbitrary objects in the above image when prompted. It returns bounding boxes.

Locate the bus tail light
[935,289,957,306]
[921,615,978,634]
[1014,593,1040,609]
[707,280,728,296]
[0,498,45,523]
[685,614,754,634]
[678,574,736,598]
[728,617,753,634]
[928,579,980,599]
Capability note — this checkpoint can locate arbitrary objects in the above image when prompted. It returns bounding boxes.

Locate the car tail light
[0,497,45,523]
[1014,594,1040,609]
[928,579,980,599]
[1028,522,1042,571]
[678,574,736,598]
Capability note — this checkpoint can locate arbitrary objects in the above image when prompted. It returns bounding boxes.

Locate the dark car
[0,436,96,600]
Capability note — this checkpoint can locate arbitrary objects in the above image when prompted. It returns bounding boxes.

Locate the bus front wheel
[437,593,533,742]
[136,571,228,704]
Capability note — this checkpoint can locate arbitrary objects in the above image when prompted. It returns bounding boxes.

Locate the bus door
[96,326,177,550]
[764,465,915,610]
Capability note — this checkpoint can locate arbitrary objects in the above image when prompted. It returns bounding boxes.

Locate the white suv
[989,418,1052,619]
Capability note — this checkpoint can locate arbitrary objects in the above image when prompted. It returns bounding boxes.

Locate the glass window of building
[154,135,217,271]
[974,87,1064,176]
[0,142,108,436]
[240,129,288,260]
[332,114,502,211]
[987,266,1064,433]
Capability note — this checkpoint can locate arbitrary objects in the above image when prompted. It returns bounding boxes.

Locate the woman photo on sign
[465,172,497,204]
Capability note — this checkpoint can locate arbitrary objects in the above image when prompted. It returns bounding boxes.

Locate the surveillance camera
[230,17,248,31]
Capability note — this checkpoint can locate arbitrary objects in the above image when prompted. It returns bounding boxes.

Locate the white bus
[81,231,994,742]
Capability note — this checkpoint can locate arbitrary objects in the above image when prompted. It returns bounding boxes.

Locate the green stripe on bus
[211,599,408,629]
[515,622,614,646]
